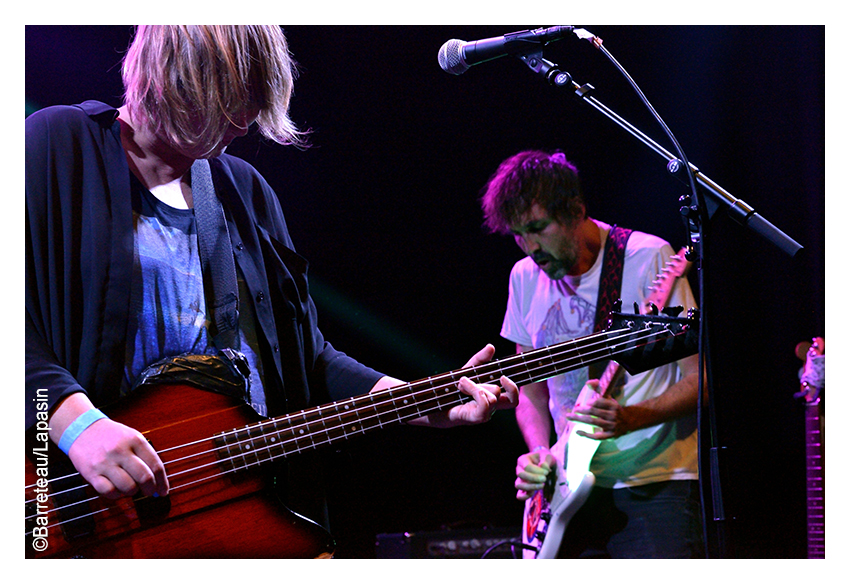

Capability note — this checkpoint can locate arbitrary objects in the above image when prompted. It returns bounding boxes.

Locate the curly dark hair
[480,150,586,234]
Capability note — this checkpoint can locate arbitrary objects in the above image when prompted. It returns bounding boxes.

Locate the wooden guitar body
[25,383,334,559]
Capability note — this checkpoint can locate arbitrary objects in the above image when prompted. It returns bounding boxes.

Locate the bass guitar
[795,337,825,559]
[522,249,691,559]
[26,309,698,559]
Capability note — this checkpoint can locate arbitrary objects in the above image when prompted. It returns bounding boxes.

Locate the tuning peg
[662,306,684,317]
[646,302,659,315]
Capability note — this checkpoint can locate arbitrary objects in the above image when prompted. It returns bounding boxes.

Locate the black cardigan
[25,101,384,431]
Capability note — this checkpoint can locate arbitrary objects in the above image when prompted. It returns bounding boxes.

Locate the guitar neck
[596,248,690,398]
[215,328,621,470]
[795,337,825,559]
[805,399,825,559]
[214,310,697,474]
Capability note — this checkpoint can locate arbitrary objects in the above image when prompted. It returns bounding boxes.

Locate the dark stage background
[25,26,825,559]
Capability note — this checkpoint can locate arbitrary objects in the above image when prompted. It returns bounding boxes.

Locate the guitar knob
[535,531,547,542]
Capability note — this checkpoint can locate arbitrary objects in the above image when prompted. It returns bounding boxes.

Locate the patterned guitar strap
[588,225,633,379]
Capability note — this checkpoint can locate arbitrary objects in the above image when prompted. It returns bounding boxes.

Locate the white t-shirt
[501,220,699,487]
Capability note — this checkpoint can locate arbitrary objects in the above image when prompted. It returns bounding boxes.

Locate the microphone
[438,26,574,75]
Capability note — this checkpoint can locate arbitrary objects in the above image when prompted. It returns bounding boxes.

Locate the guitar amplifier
[375,527,520,559]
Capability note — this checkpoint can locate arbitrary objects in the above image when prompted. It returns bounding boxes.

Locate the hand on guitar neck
[392,343,519,428]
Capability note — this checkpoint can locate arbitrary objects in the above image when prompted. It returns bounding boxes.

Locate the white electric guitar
[521,249,691,559]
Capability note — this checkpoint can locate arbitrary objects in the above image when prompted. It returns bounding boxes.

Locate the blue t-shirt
[123,176,268,416]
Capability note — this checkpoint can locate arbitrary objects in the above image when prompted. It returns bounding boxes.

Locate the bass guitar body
[25,384,335,559]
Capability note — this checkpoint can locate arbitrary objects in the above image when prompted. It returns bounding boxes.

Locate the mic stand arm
[516,49,803,258]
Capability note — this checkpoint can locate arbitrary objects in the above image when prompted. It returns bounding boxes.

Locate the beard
[531,250,576,280]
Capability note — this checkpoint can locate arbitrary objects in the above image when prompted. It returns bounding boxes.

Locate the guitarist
[480,150,703,558]
[26,25,518,553]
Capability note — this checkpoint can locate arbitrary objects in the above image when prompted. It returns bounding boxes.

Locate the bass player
[25,25,518,557]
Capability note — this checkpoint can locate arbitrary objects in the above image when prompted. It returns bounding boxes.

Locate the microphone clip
[517,51,572,88]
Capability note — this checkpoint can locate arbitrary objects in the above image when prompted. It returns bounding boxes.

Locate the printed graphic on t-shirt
[533,297,595,349]
[534,297,595,431]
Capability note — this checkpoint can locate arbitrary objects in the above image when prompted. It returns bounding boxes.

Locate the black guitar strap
[191,158,241,351]
[594,224,633,334]
[589,225,632,380]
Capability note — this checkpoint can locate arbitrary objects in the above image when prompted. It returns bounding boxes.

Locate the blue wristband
[58,409,107,455]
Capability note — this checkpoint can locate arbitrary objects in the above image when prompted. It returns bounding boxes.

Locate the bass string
[29,326,679,535]
[25,385,470,534]
[28,324,664,510]
[28,325,677,529]
[29,325,636,493]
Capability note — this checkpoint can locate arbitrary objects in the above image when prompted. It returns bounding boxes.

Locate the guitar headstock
[643,248,691,313]
[607,309,699,375]
[795,337,825,403]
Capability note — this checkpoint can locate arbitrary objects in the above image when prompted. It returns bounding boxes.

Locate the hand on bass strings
[372,344,519,428]
[49,392,169,500]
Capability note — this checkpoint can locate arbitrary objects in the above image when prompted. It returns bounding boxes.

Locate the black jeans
[559,480,705,558]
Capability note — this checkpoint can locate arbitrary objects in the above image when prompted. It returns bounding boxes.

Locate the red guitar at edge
[795,337,825,559]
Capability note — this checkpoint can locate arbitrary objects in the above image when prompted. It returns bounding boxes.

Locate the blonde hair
[122,25,307,157]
